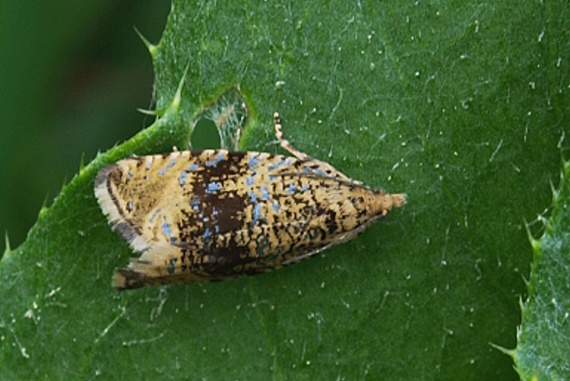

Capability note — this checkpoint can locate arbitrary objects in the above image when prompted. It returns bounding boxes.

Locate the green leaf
[1,1,569,380]
[514,161,570,380]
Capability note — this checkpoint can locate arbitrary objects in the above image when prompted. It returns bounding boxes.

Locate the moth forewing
[95,113,406,290]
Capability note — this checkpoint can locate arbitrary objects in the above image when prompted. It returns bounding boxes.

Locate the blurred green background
[0,2,170,251]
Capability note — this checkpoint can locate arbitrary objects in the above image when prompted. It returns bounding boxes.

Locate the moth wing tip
[113,265,147,291]
[113,257,159,290]
[113,269,129,291]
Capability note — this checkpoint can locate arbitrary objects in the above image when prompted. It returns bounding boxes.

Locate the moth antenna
[274,112,309,160]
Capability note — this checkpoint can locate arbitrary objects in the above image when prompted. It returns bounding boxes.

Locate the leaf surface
[1,1,569,380]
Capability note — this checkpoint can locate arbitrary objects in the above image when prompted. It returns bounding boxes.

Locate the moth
[95,113,406,290]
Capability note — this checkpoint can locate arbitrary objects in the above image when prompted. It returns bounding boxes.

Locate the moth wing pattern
[95,113,405,290]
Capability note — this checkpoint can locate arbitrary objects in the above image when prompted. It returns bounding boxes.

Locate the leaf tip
[134,26,157,56]
[529,236,541,255]
[489,341,515,358]
[79,153,86,173]
[137,107,157,116]
[3,230,11,255]
[523,218,539,245]
[165,66,188,115]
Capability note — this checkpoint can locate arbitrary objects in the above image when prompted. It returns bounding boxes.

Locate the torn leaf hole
[191,88,248,150]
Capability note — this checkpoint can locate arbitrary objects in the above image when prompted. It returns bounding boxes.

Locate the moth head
[370,190,406,216]
[390,193,406,209]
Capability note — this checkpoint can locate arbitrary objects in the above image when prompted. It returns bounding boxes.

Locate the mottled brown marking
[94,113,406,290]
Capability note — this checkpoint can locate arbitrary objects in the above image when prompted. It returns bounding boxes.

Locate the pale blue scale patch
[246,176,254,186]
[260,185,270,201]
[272,201,280,212]
[203,227,212,240]
[314,168,326,176]
[190,198,200,211]
[206,181,222,194]
[212,206,219,216]
[252,203,263,225]
[248,190,257,203]
[248,155,263,169]
[179,171,188,186]
[268,158,286,171]
[205,151,226,167]
[162,218,172,238]
[145,158,153,170]
[287,184,297,194]
[168,156,178,168]
[159,167,167,176]
[300,184,310,193]
[188,163,199,171]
